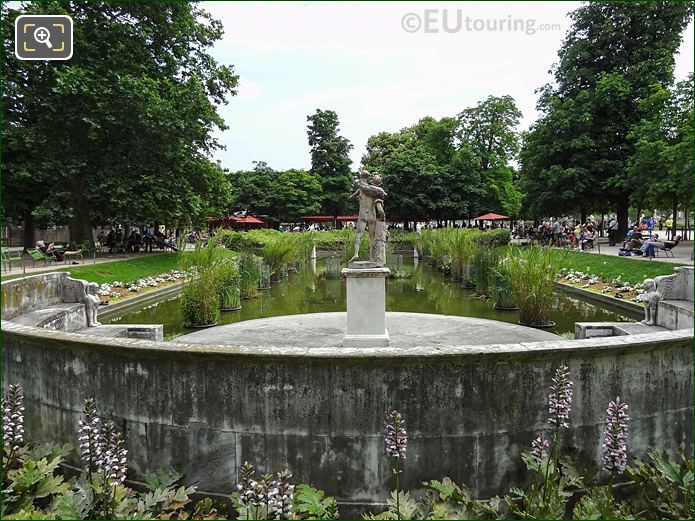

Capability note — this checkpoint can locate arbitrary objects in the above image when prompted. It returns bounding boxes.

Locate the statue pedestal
[342,262,390,347]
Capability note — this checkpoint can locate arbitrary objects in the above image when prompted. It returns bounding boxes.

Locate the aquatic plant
[508,246,559,326]
[470,243,499,296]
[240,252,262,298]
[492,250,517,309]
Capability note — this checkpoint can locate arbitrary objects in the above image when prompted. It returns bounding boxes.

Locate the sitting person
[640,234,682,258]
[580,226,597,250]
[36,240,54,255]
[622,226,643,249]
[127,230,142,253]
[36,240,73,262]
[164,232,178,252]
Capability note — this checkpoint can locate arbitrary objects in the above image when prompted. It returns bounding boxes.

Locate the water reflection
[109,256,631,339]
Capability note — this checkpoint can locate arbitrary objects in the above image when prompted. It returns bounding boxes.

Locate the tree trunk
[616,196,629,238]
[580,208,587,225]
[685,205,690,240]
[23,212,35,252]
[70,190,93,244]
[671,196,678,240]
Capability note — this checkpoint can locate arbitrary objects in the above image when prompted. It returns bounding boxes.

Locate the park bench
[27,247,57,267]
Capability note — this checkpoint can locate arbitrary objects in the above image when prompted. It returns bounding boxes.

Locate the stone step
[657,299,693,330]
[11,303,86,332]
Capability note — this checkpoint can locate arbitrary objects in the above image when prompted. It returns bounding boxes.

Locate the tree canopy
[2,0,238,243]
[307,109,354,218]
[228,162,322,222]
[519,1,693,232]
[362,96,523,224]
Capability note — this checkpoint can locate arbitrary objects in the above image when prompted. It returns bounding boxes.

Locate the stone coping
[97,281,185,320]
[2,318,691,362]
[556,281,643,317]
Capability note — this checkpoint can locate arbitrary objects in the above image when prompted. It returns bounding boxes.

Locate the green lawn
[2,254,180,284]
[548,249,679,285]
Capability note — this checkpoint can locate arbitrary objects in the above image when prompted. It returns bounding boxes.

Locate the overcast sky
[205,1,695,172]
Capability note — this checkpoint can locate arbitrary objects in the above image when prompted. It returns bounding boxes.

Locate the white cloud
[206,1,694,171]
[236,76,262,100]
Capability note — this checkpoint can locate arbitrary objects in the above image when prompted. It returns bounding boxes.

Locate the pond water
[108,256,632,339]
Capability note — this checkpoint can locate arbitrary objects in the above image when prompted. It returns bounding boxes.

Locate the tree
[456,95,523,216]
[628,75,694,234]
[307,109,353,217]
[273,169,323,221]
[520,1,693,233]
[362,103,523,225]
[228,162,322,221]
[229,162,276,216]
[2,1,239,243]
[362,119,453,224]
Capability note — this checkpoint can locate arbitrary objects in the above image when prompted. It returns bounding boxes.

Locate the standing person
[665,216,674,240]
[143,224,155,252]
[607,217,619,246]
[552,219,562,245]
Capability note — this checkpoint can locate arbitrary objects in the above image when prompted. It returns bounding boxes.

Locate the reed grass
[508,246,559,326]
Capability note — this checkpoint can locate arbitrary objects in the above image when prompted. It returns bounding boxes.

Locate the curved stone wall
[2,316,692,511]
[1,272,68,320]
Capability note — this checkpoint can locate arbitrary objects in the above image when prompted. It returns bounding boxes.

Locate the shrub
[477,228,511,247]
[388,229,417,250]
[313,230,351,251]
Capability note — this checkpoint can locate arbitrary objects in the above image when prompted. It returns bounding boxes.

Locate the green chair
[79,242,98,258]
[27,247,57,267]
[1,247,23,272]
[63,248,84,264]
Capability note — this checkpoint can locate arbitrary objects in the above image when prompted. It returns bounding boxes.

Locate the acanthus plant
[2,384,25,484]
[76,399,129,517]
[603,396,630,496]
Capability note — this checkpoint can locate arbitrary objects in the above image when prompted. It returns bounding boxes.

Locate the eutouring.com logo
[401,10,562,35]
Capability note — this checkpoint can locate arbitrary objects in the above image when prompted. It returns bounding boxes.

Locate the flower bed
[96,270,188,304]
[559,268,645,304]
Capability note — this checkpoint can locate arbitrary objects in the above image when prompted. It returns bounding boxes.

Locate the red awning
[227,216,264,224]
[474,212,509,221]
[337,215,358,222]
[300,216,335,222]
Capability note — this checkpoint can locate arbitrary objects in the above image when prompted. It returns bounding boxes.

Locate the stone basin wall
[1,272,68,320]
[2,318,692,513]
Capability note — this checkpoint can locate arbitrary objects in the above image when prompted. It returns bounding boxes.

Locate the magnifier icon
[33,26,52,48]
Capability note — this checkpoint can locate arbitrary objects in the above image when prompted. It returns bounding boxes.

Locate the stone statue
[349,169,387,266]
[639,278,659,326]
[84,282,101,327]
[63,276,101,327]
